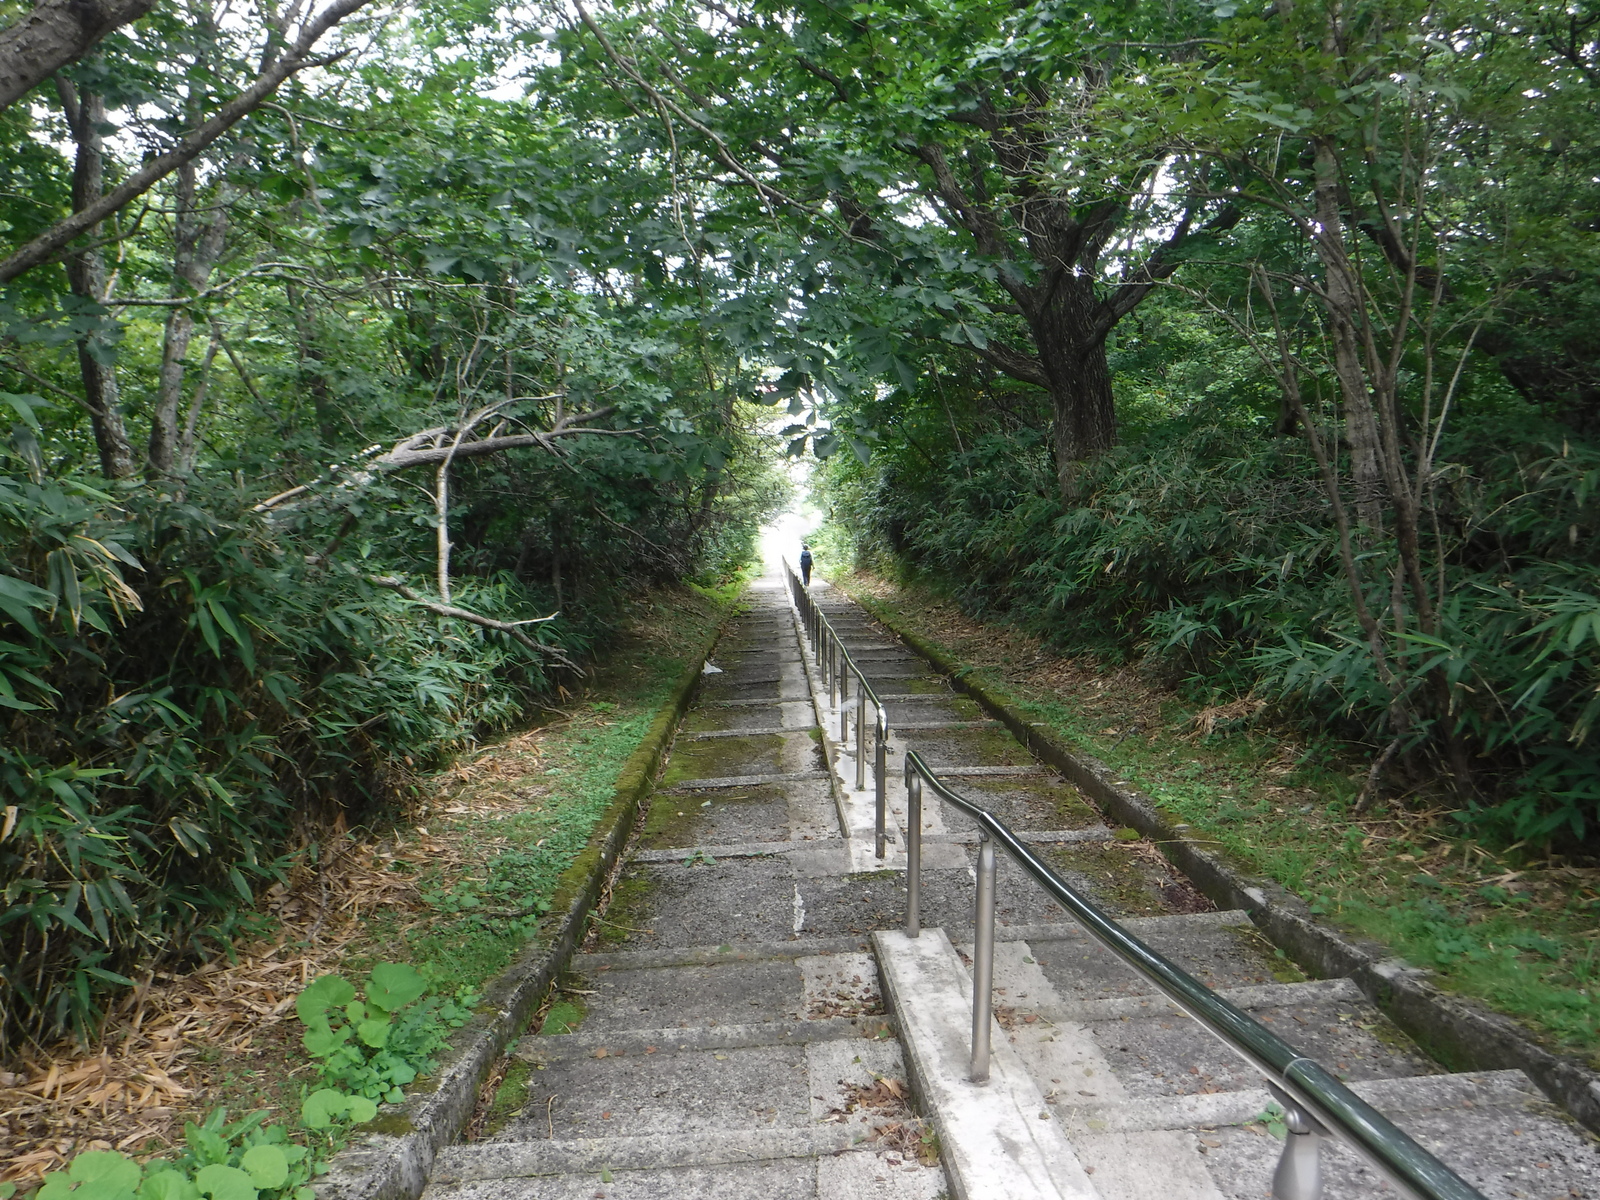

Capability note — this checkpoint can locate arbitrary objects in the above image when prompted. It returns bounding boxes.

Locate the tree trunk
[1028,279,1118,500]
[1312,139,1385,535]
[286,282,338,443]
[149,159,231,477]
[57,81,135,479]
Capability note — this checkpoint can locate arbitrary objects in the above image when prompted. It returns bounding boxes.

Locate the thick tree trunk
[58,81,135,479]
[1028,279,1118,500]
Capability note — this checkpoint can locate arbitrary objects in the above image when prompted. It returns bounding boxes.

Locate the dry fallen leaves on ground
[2,586,712,1185]
[0,726,562,1185]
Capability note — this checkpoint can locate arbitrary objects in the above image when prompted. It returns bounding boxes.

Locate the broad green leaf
[302,1023,352,1058]
[69,1152,140,1200]
[239,1146,289,1190]
[194,1165,256,1200]
[296,975,357,1024]
[139,1174,199,1200]
[366,962,426,1013]
[300,1089,351,1130]
[357,1017,391,1048]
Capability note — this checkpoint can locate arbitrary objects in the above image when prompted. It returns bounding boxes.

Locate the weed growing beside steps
[3,963,462,1200]
[1,582,737,1188]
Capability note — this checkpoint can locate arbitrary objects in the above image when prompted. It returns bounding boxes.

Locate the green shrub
[819,416,1600,844]
[0,461,560,1046]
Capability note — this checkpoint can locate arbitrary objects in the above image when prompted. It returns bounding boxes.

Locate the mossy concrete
[660,731,785,786]
[316,605,736,1200]
[850,586,1600,1136]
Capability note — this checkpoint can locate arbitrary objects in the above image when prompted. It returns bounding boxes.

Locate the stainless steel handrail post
[855,684,867,791]
[971,831,996,1083]
[840,665,850,741]
[905,764,921,938]
[1270,1084,1325,1200]
[874,719,888,857]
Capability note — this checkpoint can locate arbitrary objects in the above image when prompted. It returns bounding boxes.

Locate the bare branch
[367,575,581,673]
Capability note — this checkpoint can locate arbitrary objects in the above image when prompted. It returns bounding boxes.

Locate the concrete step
[553,947,884,1032]
[980,910,1291,1001]
[688,725,816,739]
[660,769,829,790]
[493,1034,915,1145]
[581,936,870,972]
[427,1139,944,1200]
[1062,1070,1600,1200]
[516,1015,894,1061]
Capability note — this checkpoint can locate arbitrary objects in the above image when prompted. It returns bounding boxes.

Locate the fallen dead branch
[367,575,580,673]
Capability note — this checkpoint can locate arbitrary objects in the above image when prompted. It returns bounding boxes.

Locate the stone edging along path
[846,586,1600,1138]
[315,609,734,1200]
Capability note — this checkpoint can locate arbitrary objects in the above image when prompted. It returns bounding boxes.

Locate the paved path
[421,569,1600,1200]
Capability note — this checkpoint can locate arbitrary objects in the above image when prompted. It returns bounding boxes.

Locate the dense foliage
[0,4,789,1047]
[3,0,1599,1049]
[818,332,1600,841]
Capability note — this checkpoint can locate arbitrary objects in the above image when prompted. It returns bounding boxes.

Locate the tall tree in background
[556,0,1243,495]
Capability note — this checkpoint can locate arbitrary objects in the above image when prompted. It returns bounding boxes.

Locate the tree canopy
[1,0,1597,1046]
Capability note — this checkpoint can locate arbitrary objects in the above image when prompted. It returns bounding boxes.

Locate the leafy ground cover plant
[1,579,737,1183]
[12,965,456,1200]
[17,1104,353,1200]
[295,964,466,1103]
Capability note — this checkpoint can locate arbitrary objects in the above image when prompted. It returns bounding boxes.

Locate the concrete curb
[316,606,736,1200]
[846,585,1600,1136]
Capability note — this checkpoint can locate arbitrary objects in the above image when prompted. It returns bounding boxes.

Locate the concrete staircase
[418,570,1600,1200]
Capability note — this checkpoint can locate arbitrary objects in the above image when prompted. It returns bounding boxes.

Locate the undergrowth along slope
[834,565,1600,1065]
[813,377,1600,847]
[0,579,734,1183]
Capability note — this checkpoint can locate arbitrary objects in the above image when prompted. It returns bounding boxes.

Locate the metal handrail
[784,560,893,857]
[901,748,1488,1200]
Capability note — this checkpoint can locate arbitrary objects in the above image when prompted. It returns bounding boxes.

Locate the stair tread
[516,1015,894,1059]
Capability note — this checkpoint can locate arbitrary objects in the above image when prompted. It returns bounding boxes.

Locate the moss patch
[595,868,655,946]
[1227,924,1310,984]
[478,1060,534,1139]
[661,732,785,785]
[641,782,787,849]
[1045,844,1170,917]
[911,724,1032,766]
[956,775,1102,828]
[539,998,586,1036]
